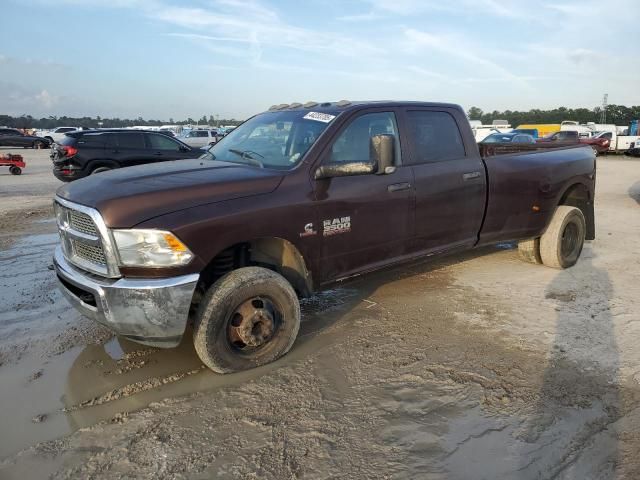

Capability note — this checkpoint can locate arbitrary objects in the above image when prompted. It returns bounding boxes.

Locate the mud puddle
[0,225,369,458]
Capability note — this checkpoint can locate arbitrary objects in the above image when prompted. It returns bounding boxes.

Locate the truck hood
[56,159,284,228]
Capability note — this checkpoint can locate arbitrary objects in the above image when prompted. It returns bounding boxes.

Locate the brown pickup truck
[53,101,596,373]
[537,130,610,154]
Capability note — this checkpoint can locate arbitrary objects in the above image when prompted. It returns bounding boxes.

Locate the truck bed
[478,144,596,244]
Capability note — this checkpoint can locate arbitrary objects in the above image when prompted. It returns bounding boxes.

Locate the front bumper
[54,245,199,348]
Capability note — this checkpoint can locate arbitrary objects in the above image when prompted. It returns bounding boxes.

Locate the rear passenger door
[112,132,149,167]
[401,108,487,254]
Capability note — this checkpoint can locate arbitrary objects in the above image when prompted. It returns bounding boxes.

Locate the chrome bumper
[54,245,199,348]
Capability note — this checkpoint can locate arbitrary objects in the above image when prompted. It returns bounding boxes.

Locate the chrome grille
[54,199,119,277]
[69,210,98,236]
[71,239,106,266]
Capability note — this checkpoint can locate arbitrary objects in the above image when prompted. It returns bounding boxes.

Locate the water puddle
[0,228,370,458]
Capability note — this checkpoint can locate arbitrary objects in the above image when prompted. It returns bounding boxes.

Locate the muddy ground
[0,150,639,479]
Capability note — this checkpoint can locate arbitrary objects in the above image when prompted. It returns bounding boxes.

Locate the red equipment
[0,154,26,175]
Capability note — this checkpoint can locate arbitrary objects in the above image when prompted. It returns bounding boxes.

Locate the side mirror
[370,134,396,174]
[179,145,190,152]
[314,162,375,180]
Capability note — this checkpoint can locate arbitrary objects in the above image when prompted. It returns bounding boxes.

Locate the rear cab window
[405,110,466,164]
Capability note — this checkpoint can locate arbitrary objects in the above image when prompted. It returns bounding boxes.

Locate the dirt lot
[0,147,61,248]
[0,149,639,479]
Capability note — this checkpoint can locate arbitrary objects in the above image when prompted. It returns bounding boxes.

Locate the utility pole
[601,93,608,124]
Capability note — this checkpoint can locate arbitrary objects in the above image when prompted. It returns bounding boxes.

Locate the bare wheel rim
[561,222,579,258]
[227,296,281,352]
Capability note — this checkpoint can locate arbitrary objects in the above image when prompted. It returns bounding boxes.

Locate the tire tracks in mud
[62,366,206,412]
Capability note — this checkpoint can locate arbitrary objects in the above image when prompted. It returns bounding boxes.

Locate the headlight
[112,229,194,267]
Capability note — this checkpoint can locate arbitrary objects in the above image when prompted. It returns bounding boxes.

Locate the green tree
[467,106,483,120]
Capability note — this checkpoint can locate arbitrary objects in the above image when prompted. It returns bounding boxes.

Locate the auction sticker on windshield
[303,112,336,123]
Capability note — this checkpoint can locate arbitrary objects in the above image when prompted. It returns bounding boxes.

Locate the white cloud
[150,2,381,59]
[339,0,535,21]
[34,90,59,108]
[403,29,531,88]
[0,82,62,113]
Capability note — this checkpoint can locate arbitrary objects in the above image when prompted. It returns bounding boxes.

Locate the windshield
[200,110,337,170]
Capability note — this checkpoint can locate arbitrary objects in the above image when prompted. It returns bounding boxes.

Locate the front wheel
[10,166,22,175]
[539,206,586,269]
[193,267,300,373]
[33,140,45,149]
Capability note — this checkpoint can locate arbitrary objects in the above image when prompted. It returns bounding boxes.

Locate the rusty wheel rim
[227,297,280,351]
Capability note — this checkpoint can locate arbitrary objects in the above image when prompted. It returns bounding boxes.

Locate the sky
[1,0,638,120]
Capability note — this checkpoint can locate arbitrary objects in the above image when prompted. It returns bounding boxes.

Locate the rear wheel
[193,267,300,373]
[9,166,22,175]
[539,206,586,269]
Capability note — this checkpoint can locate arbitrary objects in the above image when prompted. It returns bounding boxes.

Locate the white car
[36,126,81,144]
[181,129,219,148]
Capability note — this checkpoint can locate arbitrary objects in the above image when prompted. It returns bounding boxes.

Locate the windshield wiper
[227,149,265,168]
[228,149,264,159]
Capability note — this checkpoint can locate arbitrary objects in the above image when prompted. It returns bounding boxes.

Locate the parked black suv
[0,128,51,149]
[51,129,202,181]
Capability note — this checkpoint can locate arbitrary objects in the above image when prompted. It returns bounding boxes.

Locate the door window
[406,110,465,163]
[329,112,400,164]
[116,132,145,149]
[147,133,182,151]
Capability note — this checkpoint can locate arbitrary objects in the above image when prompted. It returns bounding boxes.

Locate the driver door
[312,110,414,283]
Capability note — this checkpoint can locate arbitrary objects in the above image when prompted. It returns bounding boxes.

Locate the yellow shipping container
[516,124,561,137]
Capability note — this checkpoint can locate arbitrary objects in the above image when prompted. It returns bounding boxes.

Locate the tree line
[0,114,243,130]
[467,105,640,127]
[3,105,639,130]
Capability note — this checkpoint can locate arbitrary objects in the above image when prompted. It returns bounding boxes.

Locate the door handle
[462,171,482,181]
[388,182,411,193]
[154,152,163,156]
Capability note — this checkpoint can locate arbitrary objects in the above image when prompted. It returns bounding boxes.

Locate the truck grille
[71,239,106,265]
[55,199,118,277]
[69,210,98,236]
